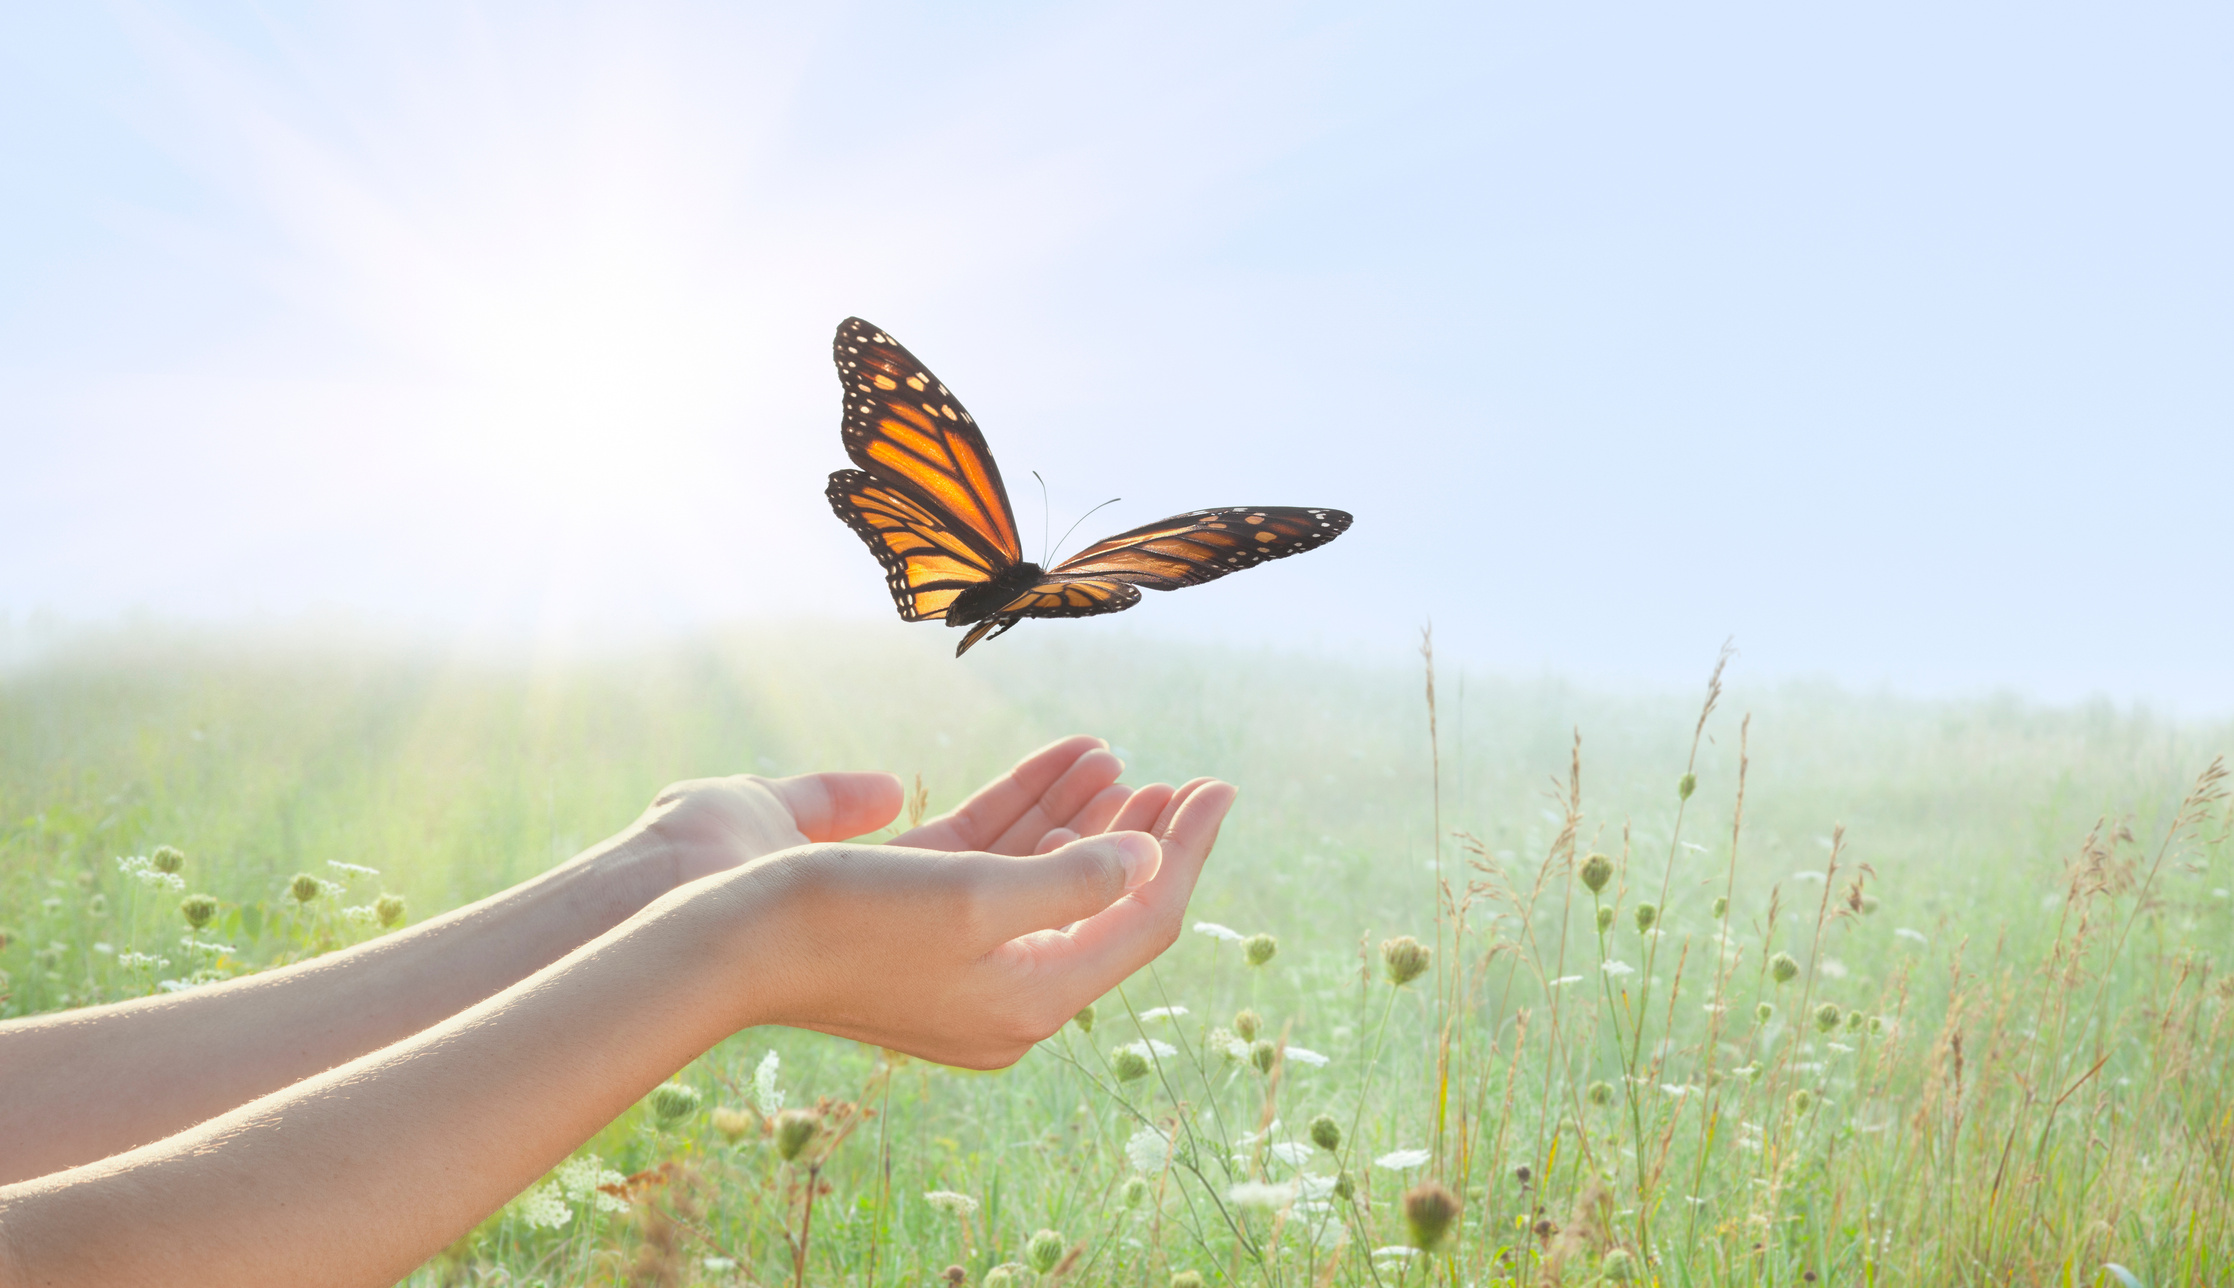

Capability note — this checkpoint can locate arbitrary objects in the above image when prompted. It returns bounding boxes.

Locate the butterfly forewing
[1047,506,1353,590]
[826,470,1006,621]
[834,317,1022,564]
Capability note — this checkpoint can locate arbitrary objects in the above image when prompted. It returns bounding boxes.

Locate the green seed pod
[1595,906,1616,934]
[1402,1180,1461,1252]
[648,1082,701,1127]
[1769,951,1800,985]
[1332,1171,1355,1201]
[1111,1047,1151,1082]
[87,894,108,917]
[1678,773,1697,801]
[1859,893,1880,915]
[1243,933,1279,967]
[179,894,219,930]
[1249,1039,1277,1074]
[1711,896,1729,919]
[1755,1001,1774,1023]
[288,874,322,904]
[1122,1175,1151,1208]
[1867,1014,1886,1035]
[1579,852,1614,894]
[983,1268,1015,1288]
[1814,1002,1842,1033]
[1381,935,1431,986]
[151,846,185,875]
[1586,1080,1614,1107]
[1309,1114,1342,1151]
[374,894,406,928]
[1072,1003,1096,1033]
[1601,1247,1637,1281]
[1791,1089,1815,1115]
[774,1108,819,1161]
[1633,903,1657,933]
[1171,1273,1206,1288]
[1233,1008,1263,1041]
[1847,1008,1865,1032]
[711,1106,756,1144]
[1025,1229,1066,1275]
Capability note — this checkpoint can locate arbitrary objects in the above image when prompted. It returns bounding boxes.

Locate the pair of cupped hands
[637,735,1236,1069]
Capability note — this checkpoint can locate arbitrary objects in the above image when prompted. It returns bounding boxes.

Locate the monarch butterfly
[825,318,1353,656]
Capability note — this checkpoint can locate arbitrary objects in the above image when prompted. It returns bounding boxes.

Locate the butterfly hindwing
[834,317,1022,565]
[1046,506,1353,590]
[825,469,1005,622]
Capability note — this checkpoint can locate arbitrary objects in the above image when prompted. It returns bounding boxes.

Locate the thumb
[973,831,1161,944]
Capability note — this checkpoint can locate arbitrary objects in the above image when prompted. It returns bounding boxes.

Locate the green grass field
[4,623,2230,1286]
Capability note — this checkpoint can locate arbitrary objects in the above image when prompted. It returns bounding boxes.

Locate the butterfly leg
[955,615,1023,657]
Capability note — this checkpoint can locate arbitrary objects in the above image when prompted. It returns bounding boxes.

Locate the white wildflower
[1138,1005,1188,1021]
[1373,1246,1420,1262]
[1660,1084,1692,1097]
[1119,1039,1178,1059]
[1374,1148,1431,1170]
[923,1190,979,1217]
[1126,1125,1173,1174]
[1192,922,1246,943]
[753,1050,785,1117]
[1827,1041,1854,1053]
[1601,960,1636,978]
[703,1257,738,1272]
[1269,1141,1315,1167]
[554,1154,630,1213]
[1228,1180,1299,1210]
[342,905,379,926]
[327,860,381,877]
[118,951,168,970]
[93,942,114,955]
[117,855,186,893]
[1894,928,1928,946]
[1818,958,1849,979]
[1793,870,1827,884]
[1284,1046,1330,1068]
[1238,1120,1283,1146]
[517,1182,573,1229]
[1549,974,1584,987]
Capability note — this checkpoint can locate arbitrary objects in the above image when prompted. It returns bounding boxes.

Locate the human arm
[0,736,1132,1184]
[0,777,1236,1287]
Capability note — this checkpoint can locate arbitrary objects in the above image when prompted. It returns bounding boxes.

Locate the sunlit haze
[4,3,2229,706]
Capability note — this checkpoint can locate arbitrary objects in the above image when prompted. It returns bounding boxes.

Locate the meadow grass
[3,622,2230,1286]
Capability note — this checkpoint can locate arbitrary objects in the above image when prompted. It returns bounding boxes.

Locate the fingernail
[1117,832,1161,890]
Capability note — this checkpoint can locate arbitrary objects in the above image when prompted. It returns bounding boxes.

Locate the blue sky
[3,3,2229,706]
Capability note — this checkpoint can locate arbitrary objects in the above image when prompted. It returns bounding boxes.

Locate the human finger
[1057,782,1133,840]
[984,749,1125,855]
[959,831,1161,947]
[760,772,905,842]
[1010,781,1236,983]
[1032,828,1077,855]
[1104,783,1176,836]
[895,735,1107,850]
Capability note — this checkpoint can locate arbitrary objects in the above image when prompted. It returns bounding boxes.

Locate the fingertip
[1109,829,1162,890]
[1034,827,1079,855]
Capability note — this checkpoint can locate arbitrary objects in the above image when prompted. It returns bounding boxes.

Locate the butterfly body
[825,318,1351,656]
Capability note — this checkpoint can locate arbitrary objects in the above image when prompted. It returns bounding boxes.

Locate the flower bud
[1332,1171,1355,1201]
[983,1268,1015,1288]
[1580,852,1613,894]
[1249,1039,1277,1074]
[1122,1175,1151,1207]
[1026,1229,1066,1274]
[1243,933,1279,967]
[374,894,406,928]
[1859,893,1880,915]
[1308,1114,1341,1151]
[1769,951,1799,985]
[1171,1274,1206,1288]
[1595,906,1615,934]
[1402,1180,1460,1252]
[1602,1248,1637,1281]
[1791,1088,1815,1115]
[1755,1001,1774,1023]
[87,894,108,917]
[711,1106,757,1144]
[648,1081,701,1127]
[1381,935,1431,987]
[1847,1008,1865,1032]
[288,873,322,904]
[774,1108,819,1161]
[1233,1008,1262,1041]
[1633,903,1657,933]
[151,846,185,875]
[1111,1047,1151,1082]
[1073,1003,1095,1033]
[1813,1002,1842,1033]
[179,894,218,930]
[1586,1080,1614,1107]
[1678,773,1697,801]
[1867,1014,1886,1035]
[1711,896,1729,919]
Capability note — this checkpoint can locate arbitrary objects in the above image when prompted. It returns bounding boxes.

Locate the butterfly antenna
[1049,496,1123,566]
[1032,470,1052,567]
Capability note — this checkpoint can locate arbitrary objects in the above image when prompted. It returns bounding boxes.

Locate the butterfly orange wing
[825,470,1007,622]
[1035,506,1353,592]
[834,317,1022,566]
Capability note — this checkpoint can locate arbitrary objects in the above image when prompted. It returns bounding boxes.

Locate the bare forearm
[0,863,765,1288]
[0,830,672,1184]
